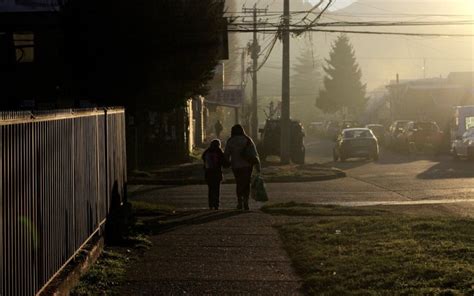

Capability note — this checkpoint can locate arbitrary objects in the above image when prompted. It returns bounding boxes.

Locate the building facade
[386,72,474,128]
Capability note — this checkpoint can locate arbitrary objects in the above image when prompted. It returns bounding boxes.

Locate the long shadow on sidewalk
[141,210,249,235]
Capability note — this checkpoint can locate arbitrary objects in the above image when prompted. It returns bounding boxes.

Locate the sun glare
[467,1,474,16]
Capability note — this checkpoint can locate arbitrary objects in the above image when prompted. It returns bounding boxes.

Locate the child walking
[202,139,226,210]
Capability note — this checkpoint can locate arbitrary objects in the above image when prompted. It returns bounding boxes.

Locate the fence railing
[0,108,127,296]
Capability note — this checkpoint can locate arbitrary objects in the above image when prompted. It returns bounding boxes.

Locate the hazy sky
[308,0,355,10]
[308,0,474,12]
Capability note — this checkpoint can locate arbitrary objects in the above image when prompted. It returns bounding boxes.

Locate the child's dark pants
[205,170,222,209]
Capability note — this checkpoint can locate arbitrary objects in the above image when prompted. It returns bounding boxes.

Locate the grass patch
[189,147,205,162]
[129,162,344,185]
[71,251,128,295]
[262,202,384,217]
[71,234,152,295]
[130,200,175,216]
[268,203,474,295]
[258,163,344,183]
[71,210,154,295]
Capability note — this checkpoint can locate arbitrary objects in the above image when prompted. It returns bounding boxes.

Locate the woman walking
[224,124,261,210]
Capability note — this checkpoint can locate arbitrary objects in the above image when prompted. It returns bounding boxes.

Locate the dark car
[258,119,305,164]
[324,120,340,140]
[341,120,361,130]
[333,128,379,162]
[399,121,443,154]
[388,120,410,149]
[366,124,386,146]
[308,121,324,137]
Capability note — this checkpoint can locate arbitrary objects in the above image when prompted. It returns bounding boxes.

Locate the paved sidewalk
[118,211,303,295]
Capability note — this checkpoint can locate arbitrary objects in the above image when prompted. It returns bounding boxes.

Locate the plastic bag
[251,175,269,202]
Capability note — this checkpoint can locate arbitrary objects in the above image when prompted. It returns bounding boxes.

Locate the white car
[452,128,474,160]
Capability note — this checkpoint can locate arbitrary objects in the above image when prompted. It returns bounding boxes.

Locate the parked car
[450,105,474,155]
[333,128,379,162]
[452,127,474,160]
[366,124,386,146]
[341,120,361,130]
[325,121,340,140]
[258,119,305,164]
[399,121,443,154]
[308,121,325,137]
[388,120,410,149]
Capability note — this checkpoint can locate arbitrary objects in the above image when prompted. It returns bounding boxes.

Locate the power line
[229,20,474,29]
[228,27,474,37]
[254,34,278,72]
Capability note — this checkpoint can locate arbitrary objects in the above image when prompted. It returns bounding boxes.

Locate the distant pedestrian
[224,124,261,210]
[214,120,223,138]
[202,139,226,210]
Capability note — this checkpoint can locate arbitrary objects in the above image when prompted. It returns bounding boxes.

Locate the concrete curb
[129,168,346,186]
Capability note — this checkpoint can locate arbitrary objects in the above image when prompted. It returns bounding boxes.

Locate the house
[386,72,474,129]
[0,0,63,9]
[0,1,69,109]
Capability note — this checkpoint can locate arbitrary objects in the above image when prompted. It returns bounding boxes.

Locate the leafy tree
[61,0,225,112]
[316,35,367,117]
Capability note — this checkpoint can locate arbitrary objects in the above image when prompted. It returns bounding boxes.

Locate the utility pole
[280,0,291,164]
[243,4,267,139]
[236,48,247,124]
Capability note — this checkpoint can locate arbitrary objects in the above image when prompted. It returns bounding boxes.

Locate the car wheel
[292,147,305,165]
[333,149,339,162]
[452,148,459,160]
[408,142,417,155]
[468,149,474,161]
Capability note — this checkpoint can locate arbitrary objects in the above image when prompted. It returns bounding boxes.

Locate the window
[466,117,474,130]
[413,122,438,132]
[14,32,34,63]
[344,130,373,139]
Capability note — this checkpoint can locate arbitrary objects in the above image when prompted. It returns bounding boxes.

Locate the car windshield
[368,126,383,133]
[413,122,438,131]
[466,128,474,137]
[344,130,372,139]
[466,117,474,130]
[396,122,408,129]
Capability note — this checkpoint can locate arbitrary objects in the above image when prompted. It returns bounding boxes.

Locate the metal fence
[0,108,127,296]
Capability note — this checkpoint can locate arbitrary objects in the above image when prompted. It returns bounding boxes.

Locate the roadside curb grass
[129,166,346,186]
[70,201,171,295]
[263,202,474,295]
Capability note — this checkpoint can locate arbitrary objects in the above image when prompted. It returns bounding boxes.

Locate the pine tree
[316,35,367,117]
[292,48,321,98]
[291,48,322,124]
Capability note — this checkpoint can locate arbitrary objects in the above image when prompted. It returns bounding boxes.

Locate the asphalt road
[130,137,474,212]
